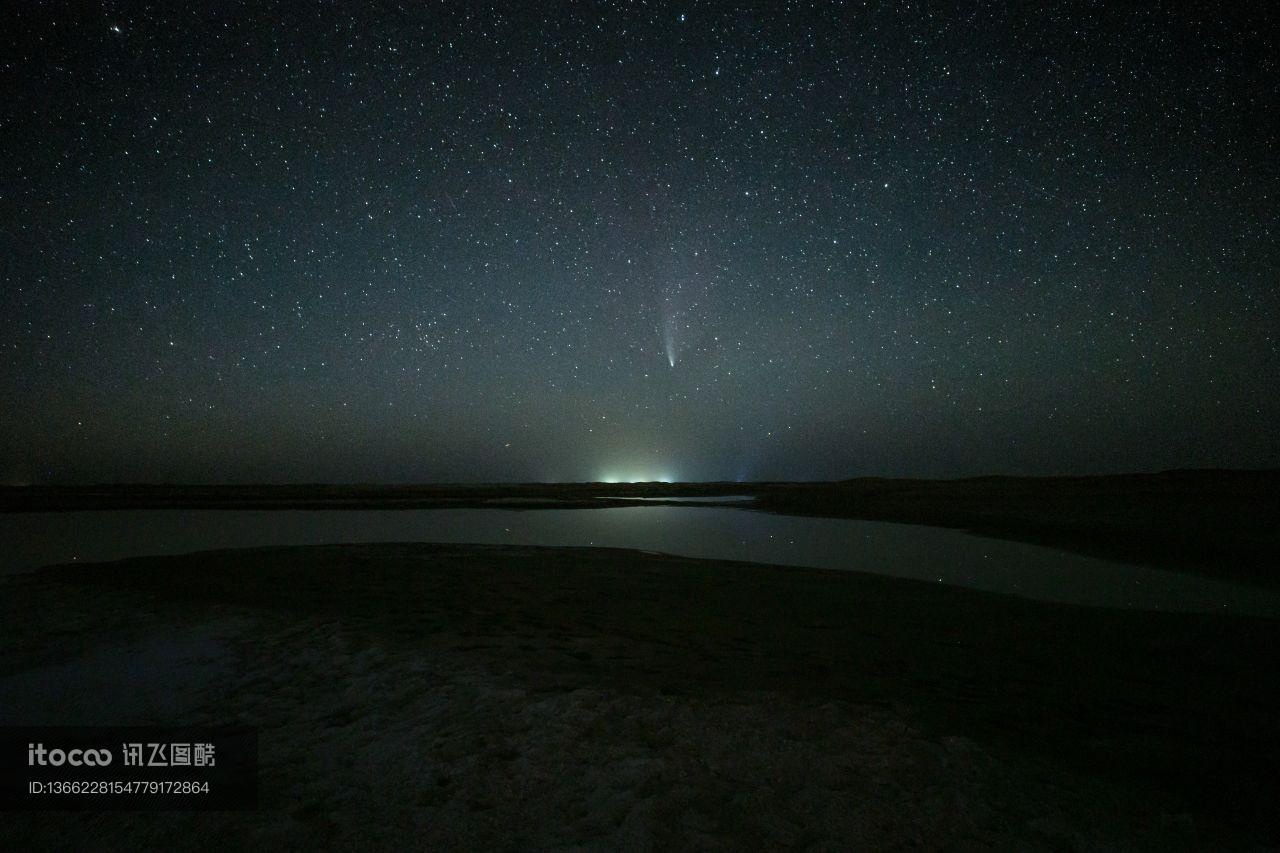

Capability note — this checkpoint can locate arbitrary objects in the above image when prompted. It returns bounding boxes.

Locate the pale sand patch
[2,543,1264,850]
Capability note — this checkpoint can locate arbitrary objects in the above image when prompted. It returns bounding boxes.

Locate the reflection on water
[1,507,1276,616]
[596,496,757,503]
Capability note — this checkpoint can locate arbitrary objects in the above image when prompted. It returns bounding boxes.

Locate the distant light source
[597,471,677,484]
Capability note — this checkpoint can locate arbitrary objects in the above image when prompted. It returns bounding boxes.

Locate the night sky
[3,1,1277,484]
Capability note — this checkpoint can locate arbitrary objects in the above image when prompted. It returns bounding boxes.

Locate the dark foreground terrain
[3,469,1277,583]
[2,543,1278,850]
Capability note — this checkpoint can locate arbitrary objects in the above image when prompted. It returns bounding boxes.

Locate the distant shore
[2,542,1279,849]
[4,469,1277,583]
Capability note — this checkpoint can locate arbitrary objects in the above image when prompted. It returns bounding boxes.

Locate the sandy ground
[2,543,1278,850]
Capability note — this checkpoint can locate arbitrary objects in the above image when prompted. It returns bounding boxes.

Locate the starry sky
[3,1,1277,484]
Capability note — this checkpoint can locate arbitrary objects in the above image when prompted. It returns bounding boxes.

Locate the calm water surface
[1,506,1276,617]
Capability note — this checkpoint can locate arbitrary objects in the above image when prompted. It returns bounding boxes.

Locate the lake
[2,505,1277,617]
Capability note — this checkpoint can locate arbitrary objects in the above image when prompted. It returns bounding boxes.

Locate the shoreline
[3,542,1279,848]
[3,469,1277,585]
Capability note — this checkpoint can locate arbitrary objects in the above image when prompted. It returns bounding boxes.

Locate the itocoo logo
[28,743,113,766]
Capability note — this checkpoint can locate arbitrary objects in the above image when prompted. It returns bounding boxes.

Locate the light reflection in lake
[1,506,1276,617]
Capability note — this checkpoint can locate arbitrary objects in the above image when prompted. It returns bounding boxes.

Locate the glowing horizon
[597,471,677,484]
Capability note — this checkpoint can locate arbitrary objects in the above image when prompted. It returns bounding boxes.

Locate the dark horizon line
[5,466,1279,490]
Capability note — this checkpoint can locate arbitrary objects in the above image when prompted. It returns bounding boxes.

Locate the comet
[661,307,679,368]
